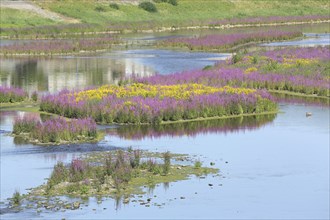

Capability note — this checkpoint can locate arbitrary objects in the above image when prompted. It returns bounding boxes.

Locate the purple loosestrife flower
[0,86,28,103]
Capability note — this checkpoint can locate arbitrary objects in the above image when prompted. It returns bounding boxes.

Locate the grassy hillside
[0,0,329,37]
[0,8,60,28]
[38,0,329,24]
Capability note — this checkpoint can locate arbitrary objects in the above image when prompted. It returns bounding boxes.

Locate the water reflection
[261,33,330,47]
[273,93,330,107]
[0,56,154,93]
[0,50,227,93]
[107,114,277,140]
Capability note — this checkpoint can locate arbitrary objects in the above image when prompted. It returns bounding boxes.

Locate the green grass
[0,8,60,28]
[1,0,329,37]
[39,0,329,25]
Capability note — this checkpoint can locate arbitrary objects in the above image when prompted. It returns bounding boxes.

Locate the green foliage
[163,151,171,175]
[80,184,90,194]
[109,3,120,10]
[252,56,259,64]
[232,53,243,64]
[153,0,178,6]
[194,160,202,169]
[130,149,141,168]
[13,117,39,135]
[168,0,178,6]
[12,190,21,205]
[48,162,69,186]
[95,6,106,12]
[28,150,220,199]
[139,1,158,13]
[203,65,213,70]
[265,59,279,71]
[66,183,81,193]
[31,91,38,102]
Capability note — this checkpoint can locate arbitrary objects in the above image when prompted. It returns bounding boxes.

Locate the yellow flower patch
[74,83,256,102]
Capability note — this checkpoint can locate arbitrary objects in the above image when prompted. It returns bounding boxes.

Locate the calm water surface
[261,33,330,47]
[0,103,329,219]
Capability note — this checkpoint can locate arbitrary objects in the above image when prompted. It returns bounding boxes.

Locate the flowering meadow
[0,86,28,103]
[0,37,118,56]
[139,47,330,97]
[159,30,302,51]
[13,115,98,144]
[39,83,277,124]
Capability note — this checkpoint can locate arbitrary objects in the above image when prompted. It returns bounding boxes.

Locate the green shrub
[231,53,243,64]
[48,162,69,186]
[31,91,38,102]
[168,0,178,6]
[95,6,106,12]
[139,1,158,13]
[109,3,119,10]
[12,190,21,205]
[163,151,171,175]
[194,160,202,169]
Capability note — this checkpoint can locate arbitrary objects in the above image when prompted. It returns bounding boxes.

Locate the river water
[0,25,329,219]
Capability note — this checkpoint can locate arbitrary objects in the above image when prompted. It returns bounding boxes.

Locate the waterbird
[306,112,312,117]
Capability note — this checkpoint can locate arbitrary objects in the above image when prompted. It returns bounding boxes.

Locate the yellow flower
[245,67,258,74]
[73,83,256,102]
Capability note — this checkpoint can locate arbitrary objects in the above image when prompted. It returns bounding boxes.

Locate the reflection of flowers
[107,114,277,140]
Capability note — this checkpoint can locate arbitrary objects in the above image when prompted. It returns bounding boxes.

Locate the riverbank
[1,0,329,38]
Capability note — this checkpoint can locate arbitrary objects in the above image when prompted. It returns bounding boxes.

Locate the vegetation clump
[40,83,277,125]
[95,6,106,12]
[138,47,330,98]
[139,2,158,13]
[11,190,21,206]
[109,3,120,10]
[30,150,218,198]
[159,30,303,52]
[0,37,118,56]
[31,91,38,102]
[12,115,100,144]
[0,86,28,103]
